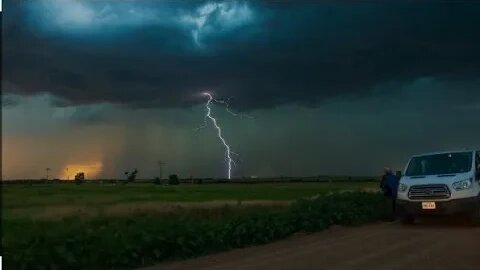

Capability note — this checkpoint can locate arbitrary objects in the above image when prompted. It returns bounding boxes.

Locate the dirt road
[143,218,479,270]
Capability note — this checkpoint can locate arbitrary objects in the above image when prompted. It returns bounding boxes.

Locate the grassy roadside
[3,192,388,270]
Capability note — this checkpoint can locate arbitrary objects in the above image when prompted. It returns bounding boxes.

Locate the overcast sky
[3,1,480,179]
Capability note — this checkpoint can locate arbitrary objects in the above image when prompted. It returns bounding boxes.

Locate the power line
[157,161,165,179]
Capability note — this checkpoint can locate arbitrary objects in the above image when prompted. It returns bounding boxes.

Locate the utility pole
[157,161,165,179]
[66,168,69,180]
[46,168,51,180]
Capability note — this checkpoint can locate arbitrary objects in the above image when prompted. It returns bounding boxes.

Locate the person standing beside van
[380,168,399,221]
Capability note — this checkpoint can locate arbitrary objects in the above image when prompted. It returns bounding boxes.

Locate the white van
[396,150,480,224]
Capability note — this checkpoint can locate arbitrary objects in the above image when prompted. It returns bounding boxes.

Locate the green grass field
[3,182,377,215]
[3,182,378,220]
[3,181,384,269]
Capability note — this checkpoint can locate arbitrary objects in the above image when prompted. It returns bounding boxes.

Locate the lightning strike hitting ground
[197,92,240,179]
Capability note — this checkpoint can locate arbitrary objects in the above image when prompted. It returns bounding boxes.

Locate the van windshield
[405,152,473,177]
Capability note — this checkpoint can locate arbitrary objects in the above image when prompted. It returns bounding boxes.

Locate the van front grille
[408,184,451,200]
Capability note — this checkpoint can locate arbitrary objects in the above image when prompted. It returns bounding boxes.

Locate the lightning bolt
[212,97,253,119]
[198,92,238,179]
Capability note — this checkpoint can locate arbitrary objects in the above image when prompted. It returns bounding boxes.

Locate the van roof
[412,149,475,157]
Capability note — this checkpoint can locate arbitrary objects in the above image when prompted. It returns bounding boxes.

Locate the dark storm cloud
[2,94,21,108]
[68,106,110,125]
[3,1,480,110]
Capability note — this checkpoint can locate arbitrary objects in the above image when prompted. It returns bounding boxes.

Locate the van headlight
[399,183,408,193]
[452,178,472,191]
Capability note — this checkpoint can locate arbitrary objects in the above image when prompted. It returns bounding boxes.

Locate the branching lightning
[212,97,253,119]
[196,92,246,179]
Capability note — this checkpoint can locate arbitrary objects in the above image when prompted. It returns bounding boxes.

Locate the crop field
[3,181,377,219]
[2,181,385,270]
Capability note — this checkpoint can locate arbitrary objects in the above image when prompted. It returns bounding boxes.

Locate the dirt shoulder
[143,219,479,270]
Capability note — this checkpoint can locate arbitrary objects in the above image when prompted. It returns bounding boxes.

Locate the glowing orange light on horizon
[61,162,103,180]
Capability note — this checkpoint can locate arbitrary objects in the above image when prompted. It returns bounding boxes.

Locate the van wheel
[401,215,415,225]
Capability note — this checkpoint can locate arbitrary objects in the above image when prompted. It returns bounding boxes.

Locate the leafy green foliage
[168,174,180,185]
[125,169,138,182]
[3,192,387,270]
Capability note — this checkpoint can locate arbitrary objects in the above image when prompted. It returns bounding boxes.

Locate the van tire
[401,215,415,225]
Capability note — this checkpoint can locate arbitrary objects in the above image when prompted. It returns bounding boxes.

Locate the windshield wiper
[409,176,426,179]
[437,174,457,177]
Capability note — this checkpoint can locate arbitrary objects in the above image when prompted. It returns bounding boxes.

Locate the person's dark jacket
[380,174,399,198]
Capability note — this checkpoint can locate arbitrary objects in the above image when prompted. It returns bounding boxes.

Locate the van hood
[401,172,472,186]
